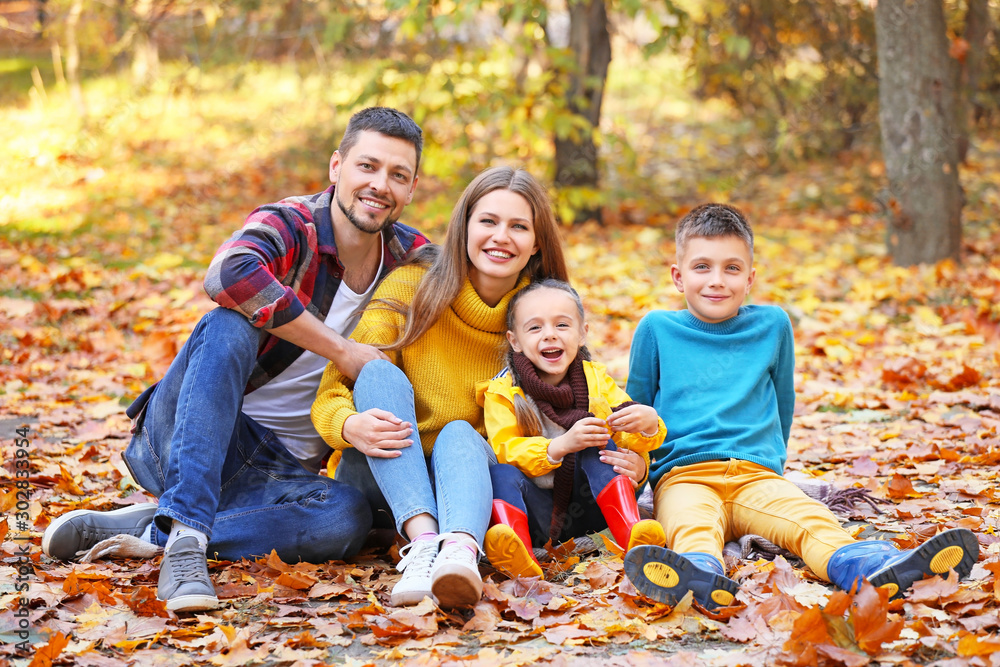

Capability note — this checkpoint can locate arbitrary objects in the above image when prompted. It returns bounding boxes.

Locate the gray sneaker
[43,503,158,561]
[157,536,220,612]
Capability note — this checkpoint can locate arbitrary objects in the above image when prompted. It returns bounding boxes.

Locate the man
[42,107,429,612]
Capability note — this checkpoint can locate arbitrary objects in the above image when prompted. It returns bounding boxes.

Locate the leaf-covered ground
[2,63,1000,666]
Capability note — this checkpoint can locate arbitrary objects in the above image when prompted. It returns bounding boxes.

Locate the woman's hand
[547,417,611,461]
[606,404,659,436]
[342,409,413,458]
[599,448,646,488]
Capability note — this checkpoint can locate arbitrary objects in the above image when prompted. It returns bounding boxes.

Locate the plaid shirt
[204,185,428,391]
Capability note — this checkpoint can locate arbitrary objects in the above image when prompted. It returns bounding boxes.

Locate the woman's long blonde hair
[381,166,569,351]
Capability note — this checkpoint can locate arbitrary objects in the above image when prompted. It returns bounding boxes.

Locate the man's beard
[336,189,398,234]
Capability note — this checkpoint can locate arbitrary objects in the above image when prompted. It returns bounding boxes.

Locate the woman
[312,166,568,608]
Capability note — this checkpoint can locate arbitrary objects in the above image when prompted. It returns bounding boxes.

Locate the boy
[623,203,978,611]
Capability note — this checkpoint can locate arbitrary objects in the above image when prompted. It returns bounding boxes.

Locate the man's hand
[269,312,389,381]
[342,409,414,458]
[335,340,390,381]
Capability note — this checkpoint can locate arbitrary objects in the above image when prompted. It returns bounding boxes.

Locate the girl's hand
[548,417,611,461]
[600,448,647,488]
[343,409,413,458]
[606,404,659,436]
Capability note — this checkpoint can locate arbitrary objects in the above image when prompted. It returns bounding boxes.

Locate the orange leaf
[259,549,291,573]
[124,586,171,618]
[851,581,903,655]
[62,571,116,604]
[984,560,1000,602]
[275,570,318,591]
[824,589,852,617]
[936,364,982,391]
[881,357,926,391]
[908,569,960,602]
[28,632,69,667]
[781,607,833,664]
[582,560,618,590]
[949,37,970,63]
[62,571,85,596]
[885,474,921,499]
[958,632,1000,656]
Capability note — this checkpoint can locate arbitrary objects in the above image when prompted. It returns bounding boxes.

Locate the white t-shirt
[241,243,384,473]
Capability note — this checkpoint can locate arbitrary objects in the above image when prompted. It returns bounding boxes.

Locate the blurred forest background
[2,0,998,264]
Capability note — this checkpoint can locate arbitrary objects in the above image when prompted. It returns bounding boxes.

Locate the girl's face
[507,287,587,386]
[466,189,538,307]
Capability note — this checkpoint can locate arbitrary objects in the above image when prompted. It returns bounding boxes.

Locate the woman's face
[466,189,538,307]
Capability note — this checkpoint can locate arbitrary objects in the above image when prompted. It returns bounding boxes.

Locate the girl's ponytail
[506,346,543,437]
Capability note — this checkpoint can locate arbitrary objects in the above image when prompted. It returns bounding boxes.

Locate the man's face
[329,130,418,234]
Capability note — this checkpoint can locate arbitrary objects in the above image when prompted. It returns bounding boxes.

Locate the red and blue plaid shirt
[204,185,429,391]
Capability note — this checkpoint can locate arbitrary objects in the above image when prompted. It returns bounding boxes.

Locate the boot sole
[485,525,543,579]
[431,566,483,608]
[627,519,666,551]
[869,528,979,600]
[42,503,159,560]
[625,545,739,611]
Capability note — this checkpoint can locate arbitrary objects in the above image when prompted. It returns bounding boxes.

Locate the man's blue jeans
[335,359,496,546]
[123,308,372,563]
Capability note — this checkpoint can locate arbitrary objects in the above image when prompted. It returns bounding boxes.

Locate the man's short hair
[338,107,424,175]
[675,203,754,261]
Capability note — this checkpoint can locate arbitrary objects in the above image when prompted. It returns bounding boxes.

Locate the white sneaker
[431,533,483,608]
[390,538,439,607]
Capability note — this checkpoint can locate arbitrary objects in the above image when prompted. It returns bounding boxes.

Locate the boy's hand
[606,404,660,436]
[600,448,646,488]
[548,417,612,461]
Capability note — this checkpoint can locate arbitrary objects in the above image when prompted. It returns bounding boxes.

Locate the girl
[480,279,667,579]
[312,167,568,608]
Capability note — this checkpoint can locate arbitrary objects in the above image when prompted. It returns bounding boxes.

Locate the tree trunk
[875,0,963,266]
[64,0,87,118]
[957,0,991,162]
[553,0,611,224]
[131,0,161,85]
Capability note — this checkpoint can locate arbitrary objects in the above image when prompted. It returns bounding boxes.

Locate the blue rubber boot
[625,546,739,611]
[827,528,979,600]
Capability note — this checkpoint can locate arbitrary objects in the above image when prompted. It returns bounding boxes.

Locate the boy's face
[671,235,755,324]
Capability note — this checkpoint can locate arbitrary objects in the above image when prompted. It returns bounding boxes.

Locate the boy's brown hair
[675,203,754,261]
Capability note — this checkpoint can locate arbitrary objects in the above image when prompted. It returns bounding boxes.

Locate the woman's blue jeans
[123,307,372,563]
[335,359,496,546]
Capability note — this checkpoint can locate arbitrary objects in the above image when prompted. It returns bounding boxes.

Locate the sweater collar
[680,306,747,333]
[452,275,530,334]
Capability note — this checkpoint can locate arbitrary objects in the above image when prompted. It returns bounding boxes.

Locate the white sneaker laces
[397,538,439,574]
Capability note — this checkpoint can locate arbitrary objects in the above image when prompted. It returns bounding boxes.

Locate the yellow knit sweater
[312,264,529,456]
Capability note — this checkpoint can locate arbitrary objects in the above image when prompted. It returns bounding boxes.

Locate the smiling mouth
[360,197,389,210]
[485,249,513,259]
[540,348,563,360]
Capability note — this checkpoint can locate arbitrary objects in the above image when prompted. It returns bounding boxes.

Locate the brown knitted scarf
[512,352,589,542]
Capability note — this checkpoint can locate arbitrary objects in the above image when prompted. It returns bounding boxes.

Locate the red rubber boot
[485,500,543,579]
[596,475,666,552]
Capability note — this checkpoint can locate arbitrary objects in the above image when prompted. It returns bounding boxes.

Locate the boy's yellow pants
[653,460,856,581]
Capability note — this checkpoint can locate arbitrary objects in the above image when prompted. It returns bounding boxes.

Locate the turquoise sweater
[625,306,795,491]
